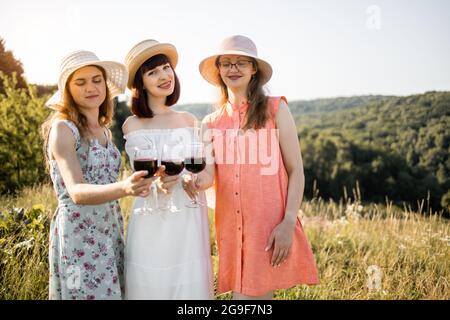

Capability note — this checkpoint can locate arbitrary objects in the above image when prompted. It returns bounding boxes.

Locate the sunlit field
[1,184,448,300]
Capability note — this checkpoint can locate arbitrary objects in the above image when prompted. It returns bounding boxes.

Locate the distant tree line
[295,92,449,214]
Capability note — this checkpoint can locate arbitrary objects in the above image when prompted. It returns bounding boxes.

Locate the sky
[0,0,449,104]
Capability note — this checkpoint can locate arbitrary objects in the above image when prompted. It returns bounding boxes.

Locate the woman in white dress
[122,40,213,299]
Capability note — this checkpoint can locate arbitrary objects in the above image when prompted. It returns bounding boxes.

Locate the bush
[0,73,51,195]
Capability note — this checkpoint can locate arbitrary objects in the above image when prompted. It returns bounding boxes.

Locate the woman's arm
[265,99,305,267]
[50,121,153,205]
[277,99,305,225]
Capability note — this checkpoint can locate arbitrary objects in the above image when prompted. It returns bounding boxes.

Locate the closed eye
[93,77,103,83]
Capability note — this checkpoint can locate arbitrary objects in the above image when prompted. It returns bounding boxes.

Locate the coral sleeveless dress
[205,96,319,296]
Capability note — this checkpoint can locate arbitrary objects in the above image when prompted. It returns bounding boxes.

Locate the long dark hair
[215,56,268,130]
[131,54,180,118]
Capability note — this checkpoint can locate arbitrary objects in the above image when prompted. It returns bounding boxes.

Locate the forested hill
[293,91,449,213]
[289,95,392,114]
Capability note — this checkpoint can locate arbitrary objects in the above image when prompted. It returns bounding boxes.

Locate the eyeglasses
[218,60,253,70]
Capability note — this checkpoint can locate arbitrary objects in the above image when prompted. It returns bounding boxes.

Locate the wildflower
[338,217,349,225]
[14,238,34,250]
[345,203,363,220]
[439,236,450,244]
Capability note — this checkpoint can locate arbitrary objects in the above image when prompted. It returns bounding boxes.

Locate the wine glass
[160,142,185,213]
[133,144,158,215]
[184,142,206,208]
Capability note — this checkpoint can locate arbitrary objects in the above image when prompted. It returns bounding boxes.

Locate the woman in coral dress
[184,35,319,299]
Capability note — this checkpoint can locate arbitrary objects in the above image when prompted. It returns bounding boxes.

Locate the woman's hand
[122,171,155,197]
[181,174,199,200]
[265,219,296,267]
[155,165,180,194]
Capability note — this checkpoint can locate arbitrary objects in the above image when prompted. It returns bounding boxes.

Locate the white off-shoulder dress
[123,127,213,300]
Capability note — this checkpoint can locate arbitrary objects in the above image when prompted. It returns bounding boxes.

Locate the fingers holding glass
[133,145,158,215]
[184,142,206,208]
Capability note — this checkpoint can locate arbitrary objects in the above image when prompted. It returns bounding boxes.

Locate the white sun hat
[45,50,128,110]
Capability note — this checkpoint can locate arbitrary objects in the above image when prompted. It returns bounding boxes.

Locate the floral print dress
[48,120,124,300]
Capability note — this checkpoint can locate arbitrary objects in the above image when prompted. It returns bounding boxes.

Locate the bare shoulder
[275,98,295,128]
[122,115,140,134]
[276,98,291,117]
[49,120,77,154]
[50,120,75,140]
[179,111,198,127]
[278,98,289,109]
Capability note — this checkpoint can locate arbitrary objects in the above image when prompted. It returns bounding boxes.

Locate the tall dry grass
[1,184,448,299]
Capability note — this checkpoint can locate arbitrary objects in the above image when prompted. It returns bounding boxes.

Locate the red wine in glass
[185,157,206,174]
[133,158,158,178]
[161,160,185,176]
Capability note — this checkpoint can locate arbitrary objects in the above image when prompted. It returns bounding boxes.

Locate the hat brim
[45,60,128,110]
[126,43,178,89]
[199,50,273,86]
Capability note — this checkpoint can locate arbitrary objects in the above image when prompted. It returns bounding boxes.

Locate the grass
[0,184,448,300]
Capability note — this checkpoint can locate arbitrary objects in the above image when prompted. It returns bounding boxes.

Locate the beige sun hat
[124,39,178,89]
[199,35,273,86]
[45,50,128,110]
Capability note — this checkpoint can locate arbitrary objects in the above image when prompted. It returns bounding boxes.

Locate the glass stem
[152,181,158,209]
[144,193,150,211]
[191,173,198,205]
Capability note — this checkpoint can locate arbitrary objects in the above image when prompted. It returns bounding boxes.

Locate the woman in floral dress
[41,50,157,300]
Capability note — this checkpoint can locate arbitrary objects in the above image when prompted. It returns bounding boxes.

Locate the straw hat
[124,39,178,89]
[199,35,273,86]
[45,50,128,110]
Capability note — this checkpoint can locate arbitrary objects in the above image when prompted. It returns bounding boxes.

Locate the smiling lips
[158,81,172,89]
[228,75,242,81]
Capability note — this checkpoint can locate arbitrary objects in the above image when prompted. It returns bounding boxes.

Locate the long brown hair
[131,54,180,118]
[215,56,269,130]
[41,65,112,169]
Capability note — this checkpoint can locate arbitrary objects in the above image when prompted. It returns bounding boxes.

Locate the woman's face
[68,65,106,110]
[142,62,175,98]
[217,55,257,90]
